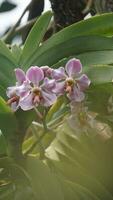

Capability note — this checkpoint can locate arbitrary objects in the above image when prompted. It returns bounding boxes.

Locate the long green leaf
[0,97,18,138]
[0,41,17,99]
[21,11,52,65]
[22,36,113,68]
[21,13,113,68]
[46,118,113,199]
[0,58,16,99]
[84,65,113,84]
[27,157,64,200]
[0,40,17,64]
[0,131,7,155]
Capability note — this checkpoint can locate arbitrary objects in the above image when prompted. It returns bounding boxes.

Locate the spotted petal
[65,58,82,78]
[26,66,44,86]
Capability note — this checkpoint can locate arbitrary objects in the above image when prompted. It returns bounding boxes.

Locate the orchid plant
[1,11,113,200]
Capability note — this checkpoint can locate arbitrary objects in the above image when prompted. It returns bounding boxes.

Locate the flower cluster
[6,58,90,111]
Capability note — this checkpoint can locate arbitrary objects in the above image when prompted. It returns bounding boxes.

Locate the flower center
[66,78,74,86]
[32,87,42,105]
[65,78,75,94]
[32,87,41,96]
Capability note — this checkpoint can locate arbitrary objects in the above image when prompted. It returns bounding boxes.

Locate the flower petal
[6,86,17,98]
[26,66,44,85]
[65,58,82,77]
[15,68,26,85]
[41,66,53,77]
[7,81,30,98]
[53,81,65,96]
[19,93,34,111]
[16,80,31,97]
[52,67,66,80]
[42,77,56,91]
[77,74,91,91]
[68,86,85,102]
[41,91,57,107]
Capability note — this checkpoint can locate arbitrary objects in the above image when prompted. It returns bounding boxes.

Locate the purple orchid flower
[6,58,90,112]
[19,66,57,111]
[6,68,27,111]
[52,58,90,102]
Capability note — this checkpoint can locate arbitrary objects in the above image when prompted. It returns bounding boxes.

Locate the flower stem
[34,107,43,119]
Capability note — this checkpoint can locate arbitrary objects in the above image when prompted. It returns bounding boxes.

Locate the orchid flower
[6,68,27,111]
[19,66,57,111]
[52,58,90,102]
[6,58,90,112]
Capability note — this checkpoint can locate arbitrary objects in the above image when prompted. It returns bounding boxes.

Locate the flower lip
[32,94,41,105]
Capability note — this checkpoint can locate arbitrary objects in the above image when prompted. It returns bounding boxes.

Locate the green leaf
[46,96,65,122]
[15,109,37,132]
[0,96,20,158]
[46,116,113,199]
[0,157,12,168]
[77,50,113,66]
[84,65,113,84]
[87,83,113,115]
[0,131,7,155]
[62,180,100,200]
[52,50,113,70]
[27,157,64,200]
[22,35,113,69]
[0,55,16,98]
[11,45,22,64]
[0,40,16,64]
[0,97,18,138]
[21,12,113,68]
[0,41,17,98]
[20,11,52,66]
[0,184,14,200]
